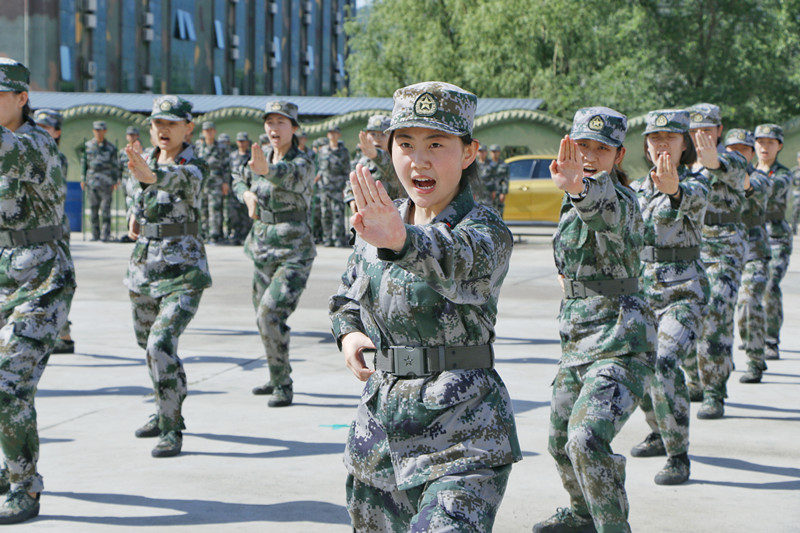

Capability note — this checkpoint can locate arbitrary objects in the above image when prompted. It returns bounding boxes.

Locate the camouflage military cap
[150,95,193,122]
[202,121,215,130]
[93,120,107,130]
[263,100,299,125]
[126,126,140,135]
[570,106,627,148]
[33,109,62,129]
[386,81,477,137]
[327,124,341,133]
[723,128,754,148]
[259,133,269,144]
[489,144,502,152]
[364,114,391,132]
[298,130,308,138]
[754,123,784,143]
[478,144,487,151]
[0,58,29,92]
[218,133,231,142]
[313,137,326,148]
[236,131,250,141]
[642,109,690,135]
[689,103,721,128]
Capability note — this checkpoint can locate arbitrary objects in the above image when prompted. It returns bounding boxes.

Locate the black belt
[742,214,766,227]
[259,210,307,224]
[0,224,63,247]
[374,344,494,378]
[140,221,199,239]
[704,212,742,225]
[563,277,639,299]
[766,210,785,222]
[641,246,700,262]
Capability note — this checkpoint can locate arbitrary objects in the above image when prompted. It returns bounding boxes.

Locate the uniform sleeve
[703,151,747,190]
[377,217,512,305]
[0,125,52,184]
[329,251,366,346]
[259,154,313,193]
[673,173,710,223]
[570,171,630,234]
[497,163,510,195]
[152,162,203,199]
[231,163,252,202]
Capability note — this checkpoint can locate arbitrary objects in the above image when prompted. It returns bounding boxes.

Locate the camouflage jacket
[696,151,747,261]
[633,166,710,313]
[471,160,493,204]
[232,143,316,264]
[743,169,771,260]
[764,161,793,241]
[83,138,120,187]
[487,160,510,196]
[0,119,75,312]
[194,139,228,189]
[124,143,212,297]
[344,147,404,203]
[316,141,350,192]
[228,150,251,188]
[330,182,521,491]
[553,171,656,366]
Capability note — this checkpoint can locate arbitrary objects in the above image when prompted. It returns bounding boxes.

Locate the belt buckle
[392,346,428,377]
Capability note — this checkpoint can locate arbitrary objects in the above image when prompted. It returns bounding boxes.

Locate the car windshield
[508,158,554,180]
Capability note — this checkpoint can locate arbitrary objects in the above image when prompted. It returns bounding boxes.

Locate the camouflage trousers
[346,465,511,532]
[549,355,652,533]
[694,256,743,401]
[319,190,347,246]
[765,238,792,348]
[226,194,252,243]
[200,187,225,240]
[736,255,769,371]
[0,284,73,493]
[130,289,203,432]
[310,187,323,244]
[639,301,699,456]
[87,182,114,240]
[252,257,313,387]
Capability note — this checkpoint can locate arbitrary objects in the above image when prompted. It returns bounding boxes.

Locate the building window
[60,46,72,82]
[174,9,197,41]
[214,19,225,49]
[214,75,223,95]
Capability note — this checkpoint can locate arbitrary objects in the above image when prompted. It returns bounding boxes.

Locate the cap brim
[571,132,623,148]
[385,119,467,137]
[150,113,188,122]
[263,111,298,124]
[689,122,719,129]
[642,127,686,136]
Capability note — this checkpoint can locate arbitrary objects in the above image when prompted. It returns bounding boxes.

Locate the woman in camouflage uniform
[124,95,212,458]
[627,110,709,488]
[0,59,75,524]
[233,101,316,407]
[534,108,656,533]
[330,82,521,532]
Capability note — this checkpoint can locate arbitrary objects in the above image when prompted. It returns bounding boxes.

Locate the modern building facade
[0,0,354,96]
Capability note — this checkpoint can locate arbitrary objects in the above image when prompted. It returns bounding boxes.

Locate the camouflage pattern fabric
[571,107,627,147]
[226,150,253,243]
[0,119,76,494]
[632,165,709,456]
[317,141,350,246]
[232,143,316,387]
[385,82,476,136]
[471,159,493,206]
[83,138,120,240]
[329,183,521,528]
[346,465,511,532]
[130,289,201,432]
[344,147,404,204]
[549,354,652,533]
[791,166,800,233]
[763,162,794,350]
[487,160,509,216]
[194,139,228,240]
[551,170,656,532]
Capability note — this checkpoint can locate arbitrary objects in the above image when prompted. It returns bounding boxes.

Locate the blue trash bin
[65,181,82,233]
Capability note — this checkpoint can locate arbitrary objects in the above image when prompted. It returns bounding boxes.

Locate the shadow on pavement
[512,399,550,414]
[44,492,350,526]
[495,336,560,346]
[183,432,345,459]
[691,454,800,490]
[500,356,560,365]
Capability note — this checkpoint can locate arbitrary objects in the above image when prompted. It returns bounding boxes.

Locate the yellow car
[503,155,562,224]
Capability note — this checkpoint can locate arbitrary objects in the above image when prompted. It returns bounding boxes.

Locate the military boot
[268,383,293,407]
[135,414,160,438]
[654,453,690,485]
[151,431,182,458]
[0,488,40,525]
[686,381,703,402]
[630,432,666,457]
[52,338,75,354]
[739,362,764,384]
[533,508,597,533]
[697,396,724,419]
[251,383,274,396]
[764,343,780,360]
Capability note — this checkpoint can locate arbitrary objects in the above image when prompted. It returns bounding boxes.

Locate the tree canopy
[344,0,800,126]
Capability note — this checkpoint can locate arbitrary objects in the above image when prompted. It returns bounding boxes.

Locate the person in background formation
[310,137,327,245]
[33,108,77,356]
[233,101,316,407]
[331,81,521,532]
[534,107,656,533]
[790,151,800,234]
[470,143,492,205]
[0,58,76,524]
[119,126,143,232]
[686,103,747,420]
[227,132,254,245]
[628,109,708,488]
[727,129,772,384]
[124,95,211,459]
[82,120,120,242]
[194,121,228,244]
[297,130,313,159]
[488,144,509,216]
[316,125,350,247]
[754,124,793,361]
[344,114,403,215]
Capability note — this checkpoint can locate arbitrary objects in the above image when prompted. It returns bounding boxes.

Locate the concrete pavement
[15,232,800,532]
